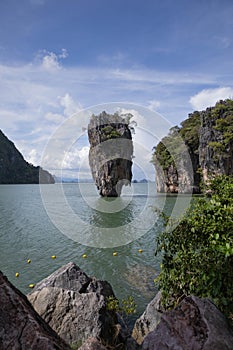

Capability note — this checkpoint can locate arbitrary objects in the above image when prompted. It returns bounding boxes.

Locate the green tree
[155,175,233,319]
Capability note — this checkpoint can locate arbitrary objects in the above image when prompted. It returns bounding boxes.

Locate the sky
[1,0,233,180]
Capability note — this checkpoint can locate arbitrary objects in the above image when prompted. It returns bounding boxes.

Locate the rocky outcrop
[79,338,108,350]
[132,291,163,345]
[153,99,233,193]
[88,111,133,196]
[0,270,71,350]
[27,262,126,348]
[141,295,233,350]
[0,129,54,184]
[199,101,233,182]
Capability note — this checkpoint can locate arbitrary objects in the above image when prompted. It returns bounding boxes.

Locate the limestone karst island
[152,99,233,194]
[0,130,54,184]
[88,111,134,197]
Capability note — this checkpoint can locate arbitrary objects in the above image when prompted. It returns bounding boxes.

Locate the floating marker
[29,284,34,288]
[138,249,143,253]
[15,272,19,278]
[51,255,56,259]
[82,254,87,259]
[27,259,31,264]
[113,252,118,256]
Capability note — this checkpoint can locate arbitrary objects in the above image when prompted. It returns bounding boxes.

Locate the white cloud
[27,149,39,164]
[189,87,233,110]
[42,52,61,71]
[62,146,89,170]
[59,93,83,117]
[45,112,65,124]
[147,100,161,111]
[39,49,68,72]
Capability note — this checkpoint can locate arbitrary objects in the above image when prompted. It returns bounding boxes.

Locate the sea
[0,182,192,324]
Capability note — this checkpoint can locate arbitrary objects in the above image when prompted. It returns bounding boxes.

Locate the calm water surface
[0,183,189,322]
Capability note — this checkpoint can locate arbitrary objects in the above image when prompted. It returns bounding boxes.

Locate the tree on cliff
[152,99,233,193]
[155,175,233,319]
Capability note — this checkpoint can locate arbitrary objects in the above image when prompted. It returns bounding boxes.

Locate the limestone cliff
[152,99,233,193]
[88,111,133,197]
[0,130,54,184]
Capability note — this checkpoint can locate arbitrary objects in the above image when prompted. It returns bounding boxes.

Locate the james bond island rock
[0,270,71,350]
[152,99,233,193]
[141,295,233,350]
[0,129,54,184]
[88,111,134,197]
[27,262,127,348]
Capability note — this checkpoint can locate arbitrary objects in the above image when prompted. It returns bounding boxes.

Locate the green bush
[106,295,137,328]
[155,175,233,318]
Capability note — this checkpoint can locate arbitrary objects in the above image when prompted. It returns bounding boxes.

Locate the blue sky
[1,0,233,179]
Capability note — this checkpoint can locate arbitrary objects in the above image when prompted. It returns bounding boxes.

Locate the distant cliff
[0,130,54,184]
[152,99,233,193]
[88,111,134,197]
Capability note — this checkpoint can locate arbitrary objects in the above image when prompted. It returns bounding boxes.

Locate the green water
[0,183,191,322]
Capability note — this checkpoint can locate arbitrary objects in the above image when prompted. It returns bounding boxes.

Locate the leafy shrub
[106,295,137,327]
[155,175,233,318]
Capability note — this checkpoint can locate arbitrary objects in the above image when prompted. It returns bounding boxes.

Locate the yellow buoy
[82,254,87,259]
[51,255,56,259]
[113,252,118,256]
[15,272,19,278]
[27,259,31,264]
[138,249,143,253]
[29,284,34,288]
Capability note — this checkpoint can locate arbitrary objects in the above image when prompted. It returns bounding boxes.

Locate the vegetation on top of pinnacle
[88,111,136,145]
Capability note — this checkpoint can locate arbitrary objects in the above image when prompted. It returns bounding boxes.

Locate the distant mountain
[0,130,54,184]
[54,176,93,183]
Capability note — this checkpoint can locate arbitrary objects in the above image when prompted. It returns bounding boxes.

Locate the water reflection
[89,197,136,227]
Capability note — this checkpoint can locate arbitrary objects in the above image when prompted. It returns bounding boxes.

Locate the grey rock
[28,262,125,348]
[142,295,233,350]
[30,261,91,293]
[88,111,133,197]
[0,270,71,350]
[79,338,108,350]
[132,291,163,345]
[154,100,233,194]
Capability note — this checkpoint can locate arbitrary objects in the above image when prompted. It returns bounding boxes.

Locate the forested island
[0,130,54,184]
[152,99,233,193]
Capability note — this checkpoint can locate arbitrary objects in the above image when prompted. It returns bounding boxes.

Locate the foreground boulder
[27,262,125,348]
[0,270,70,350]
[141,295,233,350]
[132,291,163,344]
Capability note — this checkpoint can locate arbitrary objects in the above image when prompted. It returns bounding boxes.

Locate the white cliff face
[88,111,133,197]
